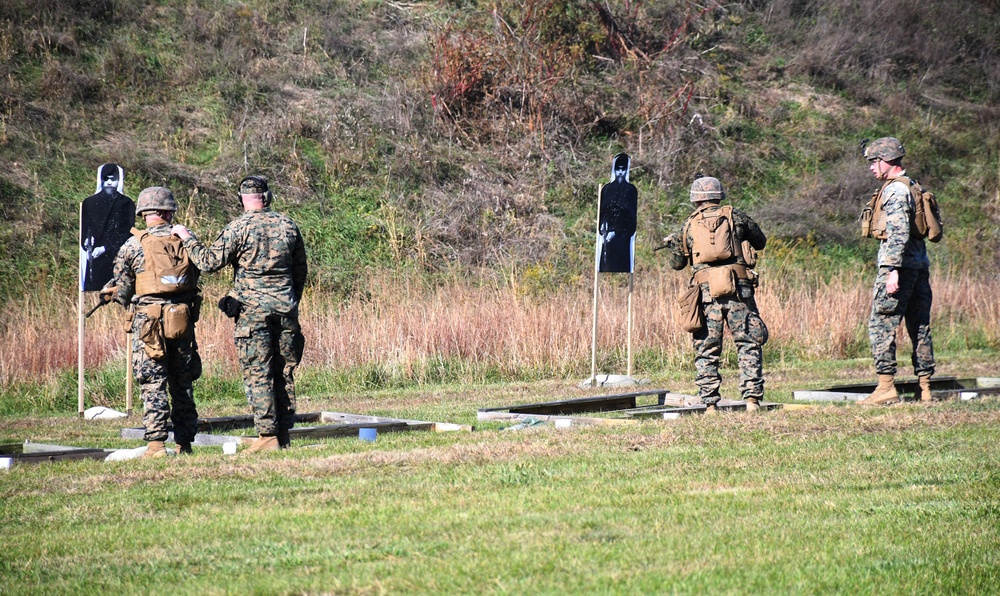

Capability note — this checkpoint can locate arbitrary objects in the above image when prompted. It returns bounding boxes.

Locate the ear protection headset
[237,175,274,207]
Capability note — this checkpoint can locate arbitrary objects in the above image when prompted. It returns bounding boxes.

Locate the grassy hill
[2,6,1000,591]
[2,0,999,300]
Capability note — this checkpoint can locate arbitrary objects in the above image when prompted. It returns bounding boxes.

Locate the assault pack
[861,176,943,243]
[680,204,758,304]
[681,204,758,267]
[684,204,736,264]
[132,228,197,296]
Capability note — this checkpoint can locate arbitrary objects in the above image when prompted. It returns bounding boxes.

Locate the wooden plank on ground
[5,449,109,464]
[925,386,1000,400]
[477,388,671,418]
[195,412,323,432]
[792,391,866,402]
[824,376,972,393]
[0,443,111,464]
[289,421,433,439]
[477,411,639,426]
[625,400,782,418]
[122,411,468,445]
[794,376,1000,402]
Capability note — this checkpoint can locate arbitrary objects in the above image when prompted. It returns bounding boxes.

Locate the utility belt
[128,296,201,360]
[677,263,757,335]
[691,263,755,300]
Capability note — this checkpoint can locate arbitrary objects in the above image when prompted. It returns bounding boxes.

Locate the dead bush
[756,155,875,245]
[428,0,705,144]
[761,0,1000,106]
[38,60,101,103]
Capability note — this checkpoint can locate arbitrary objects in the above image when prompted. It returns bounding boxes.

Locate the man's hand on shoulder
[171,225,193,240]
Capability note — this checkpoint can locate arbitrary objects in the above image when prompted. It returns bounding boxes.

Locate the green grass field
[3,356,998,594]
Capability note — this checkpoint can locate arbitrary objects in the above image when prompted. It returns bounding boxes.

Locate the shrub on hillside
[761,0,1000,105]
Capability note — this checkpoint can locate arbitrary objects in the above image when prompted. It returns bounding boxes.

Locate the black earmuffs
[237,175,273,206]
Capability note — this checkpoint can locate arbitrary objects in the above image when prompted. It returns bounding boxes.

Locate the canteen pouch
[741,240,758,268]
[137,304,165,360]
[678,284,704,333]
[123,305,135,334]
[708,267,737,299]
[162,303,192,340]
[860,205,874,238]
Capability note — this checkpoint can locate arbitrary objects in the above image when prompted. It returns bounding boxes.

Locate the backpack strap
[884,176,914,201]
[887,175,919,218]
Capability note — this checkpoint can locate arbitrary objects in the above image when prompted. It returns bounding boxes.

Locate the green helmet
[135,186,177,214]
[864,137,905,162]
[690,176,724,203]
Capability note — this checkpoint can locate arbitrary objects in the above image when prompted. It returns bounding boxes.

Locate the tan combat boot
[857,374,899,406]
[704,404,719,416]
[745,397,760,413]
[143,440,168,458]
[918,375,933,402]
[245,435,280,454]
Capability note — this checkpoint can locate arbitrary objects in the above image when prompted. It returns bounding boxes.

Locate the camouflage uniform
[868,177,935,376]
[111,223,201,445]
[667,202,768,405]
[182,206,307,440]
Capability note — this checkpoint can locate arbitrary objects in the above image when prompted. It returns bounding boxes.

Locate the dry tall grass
[2,268,998,387]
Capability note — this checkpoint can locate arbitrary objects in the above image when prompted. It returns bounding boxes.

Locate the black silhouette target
[80,163,135,291]
[597,153,637,273]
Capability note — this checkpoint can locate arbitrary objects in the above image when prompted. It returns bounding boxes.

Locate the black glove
[218,296,243,318]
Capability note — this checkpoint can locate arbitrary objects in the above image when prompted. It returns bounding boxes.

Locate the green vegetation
[2,366,1000,593]
[3,3,1000,590]
[1,0,998,300]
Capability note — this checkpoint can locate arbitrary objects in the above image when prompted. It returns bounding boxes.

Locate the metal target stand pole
[627,271,634,378]
[126,327,133,416]
[591,183,636,386]
[590,183,603,388]
[77,203,86,418]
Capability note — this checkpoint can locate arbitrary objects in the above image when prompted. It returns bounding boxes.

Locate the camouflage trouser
[691,285,768,405]
[869,266,935,377]
[131,309,202,444]
[235,311,304,437]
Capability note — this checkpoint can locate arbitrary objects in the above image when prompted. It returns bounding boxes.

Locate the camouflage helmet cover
[864,137,905,162]
[238,175,273,207]
[689,176,724,203]
[239,175,268,194]
[135,186,178,214]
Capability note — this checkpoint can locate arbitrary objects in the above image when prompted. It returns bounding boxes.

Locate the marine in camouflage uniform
[173,176,307,451]
[664,176,768,412]
[859,136,934,405]
[104,187,201,456]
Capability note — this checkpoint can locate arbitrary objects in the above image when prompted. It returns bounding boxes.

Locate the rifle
[653,234,678,252]
[86,293,113,318]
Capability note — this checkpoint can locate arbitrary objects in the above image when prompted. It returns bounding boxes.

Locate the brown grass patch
[2,269,999,387]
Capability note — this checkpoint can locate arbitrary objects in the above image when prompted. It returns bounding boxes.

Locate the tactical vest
[861,176,943,243]
[132,228,197,296]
